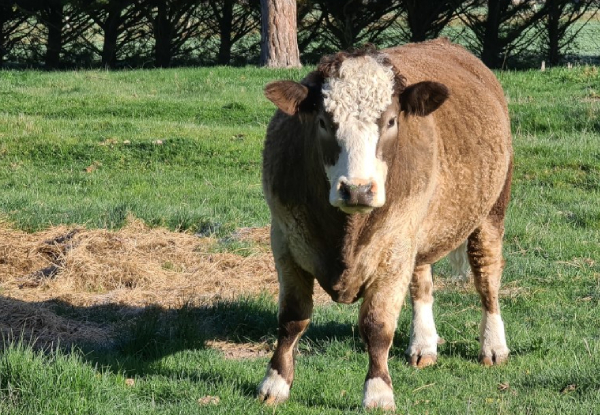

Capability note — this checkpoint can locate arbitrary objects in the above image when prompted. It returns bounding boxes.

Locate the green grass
[0,67,302,233]
[1,65,600,413]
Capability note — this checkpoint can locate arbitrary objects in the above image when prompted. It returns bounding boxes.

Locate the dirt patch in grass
[0,216,332,349]
[206,340,272,359]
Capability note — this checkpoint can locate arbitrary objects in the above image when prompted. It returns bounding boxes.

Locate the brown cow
[258,39,512,410]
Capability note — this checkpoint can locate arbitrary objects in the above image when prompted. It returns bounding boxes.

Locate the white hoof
[480,312,510,366]
[257,367,290,405]
[363,377,396,411]
[407,300,440,368]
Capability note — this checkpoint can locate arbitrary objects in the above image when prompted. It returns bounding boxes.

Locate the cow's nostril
[339,181,374,206]
[339,181,352,202]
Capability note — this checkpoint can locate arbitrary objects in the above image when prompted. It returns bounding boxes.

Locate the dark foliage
[0,0,597,68]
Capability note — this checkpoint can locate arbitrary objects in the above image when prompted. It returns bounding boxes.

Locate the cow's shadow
[0,294,375,397]
[2,292,524,403]
[0,292,489,366]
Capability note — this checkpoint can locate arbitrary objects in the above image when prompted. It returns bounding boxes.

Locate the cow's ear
[400,81,449,117]
[264,81,309,115]
[265,71,323,116]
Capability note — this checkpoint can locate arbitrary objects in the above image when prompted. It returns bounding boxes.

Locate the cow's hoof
[479,312,509,366]
[479,350,509,366]
[409,353,437,368]
[363,378,396,411]
[406,337,443,368]
[257,368,290,405]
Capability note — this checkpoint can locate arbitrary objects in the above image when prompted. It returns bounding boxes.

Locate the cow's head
[265,46,449,214]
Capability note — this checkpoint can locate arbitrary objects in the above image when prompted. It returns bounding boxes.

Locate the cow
[258,39,513,410]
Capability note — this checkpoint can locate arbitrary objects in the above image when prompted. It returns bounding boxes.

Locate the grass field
[1,63,599,414]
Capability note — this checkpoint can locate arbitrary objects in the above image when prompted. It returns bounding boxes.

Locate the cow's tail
[448,240,470,281]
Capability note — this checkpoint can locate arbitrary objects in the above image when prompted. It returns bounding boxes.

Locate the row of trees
[0,0,598,69]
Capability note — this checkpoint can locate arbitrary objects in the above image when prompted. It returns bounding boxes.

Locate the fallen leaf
[498,382,510,391]
[198,396,220,405]
[560,384,577,394]
[85,161,101,173]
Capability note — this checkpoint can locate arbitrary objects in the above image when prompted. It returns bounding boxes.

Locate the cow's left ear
[400,81,449,117]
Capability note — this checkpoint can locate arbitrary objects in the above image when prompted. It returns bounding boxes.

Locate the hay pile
[0,217,337,349]
[0,217,285,348]
[0,299,114,349]
[0,217,278,308]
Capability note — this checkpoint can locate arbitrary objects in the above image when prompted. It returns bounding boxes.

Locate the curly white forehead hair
[317,45,405,124]
[322,55,396,124]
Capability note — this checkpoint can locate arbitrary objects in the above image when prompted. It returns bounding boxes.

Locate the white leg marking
[257,366,290,405]
[480,311,509,365]
[448,241,471,281]
[363,377,395,411]
[406,299,440,366]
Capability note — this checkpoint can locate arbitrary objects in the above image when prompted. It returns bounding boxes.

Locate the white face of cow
[320,56,397,214]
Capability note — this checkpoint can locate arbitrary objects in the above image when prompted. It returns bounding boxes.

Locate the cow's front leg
[406,264,441,368]
[258,253,313,405]
[468,219,510,366]
[359,276,409,411]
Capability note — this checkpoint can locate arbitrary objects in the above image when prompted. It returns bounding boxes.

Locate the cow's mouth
[338,204,375,215]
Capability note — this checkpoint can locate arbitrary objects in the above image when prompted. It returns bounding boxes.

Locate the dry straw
[0,216,334,349]
[0,216,281,348]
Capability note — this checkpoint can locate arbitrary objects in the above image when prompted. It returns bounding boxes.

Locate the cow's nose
[339,180,374,206]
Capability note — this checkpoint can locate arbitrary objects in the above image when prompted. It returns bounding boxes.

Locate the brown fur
[260,38,513,407]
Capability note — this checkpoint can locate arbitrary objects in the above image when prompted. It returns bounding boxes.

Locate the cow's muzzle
[336,179,378,214]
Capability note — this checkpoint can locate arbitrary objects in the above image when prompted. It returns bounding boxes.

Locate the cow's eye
[387,117,396,128]
[319,118,327,130]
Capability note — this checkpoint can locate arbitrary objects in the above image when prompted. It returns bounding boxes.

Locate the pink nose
[339,180,374,206]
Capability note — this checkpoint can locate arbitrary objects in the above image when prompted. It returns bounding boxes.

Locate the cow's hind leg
[468,218,510,366]
[406,264,442,368]
[258,231,313,404]
[360,275,410,411]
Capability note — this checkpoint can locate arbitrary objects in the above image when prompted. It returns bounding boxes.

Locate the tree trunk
[154,2,172,68]
[45,3,64,69]
[102,4,123,69]
[546,0,561,65]
[481,0,503,69]
[260,0,301,68]
[217,0,233,65]
[342,8,355,49]
[406,1,427,42]
[0,13,6,68]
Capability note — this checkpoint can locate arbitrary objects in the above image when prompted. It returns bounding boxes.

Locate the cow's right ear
[264,72,323,116]
[264,81,309,116]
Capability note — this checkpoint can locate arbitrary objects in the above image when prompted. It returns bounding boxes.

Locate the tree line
[0,0,598,70]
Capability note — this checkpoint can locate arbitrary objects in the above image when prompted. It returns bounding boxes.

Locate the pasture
[0,64,599,414]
